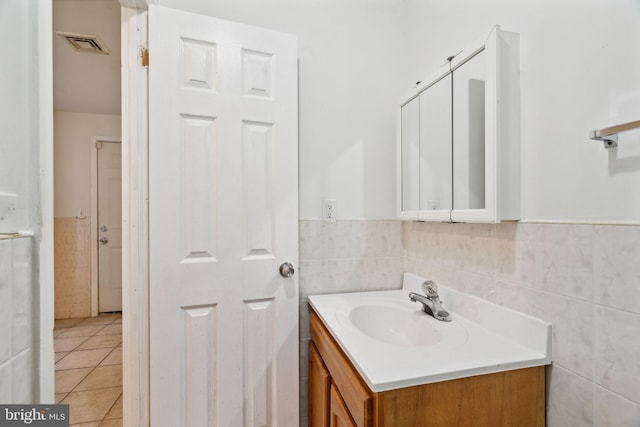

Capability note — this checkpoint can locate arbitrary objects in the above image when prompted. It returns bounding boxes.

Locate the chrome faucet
[409,280,452,322]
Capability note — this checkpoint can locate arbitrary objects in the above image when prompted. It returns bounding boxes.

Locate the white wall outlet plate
[0,192,18,233]
[322,199,337,222]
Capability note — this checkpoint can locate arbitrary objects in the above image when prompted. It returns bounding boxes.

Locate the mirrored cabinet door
[401,97,420,213]
[453,50,486,210]
[419,74,452,213]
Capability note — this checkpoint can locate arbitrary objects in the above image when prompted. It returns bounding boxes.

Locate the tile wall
[298,220,640,427]
[403,221,640,427]
[0,236,36,403]
[298,220,405,426]
[54,217,91,319]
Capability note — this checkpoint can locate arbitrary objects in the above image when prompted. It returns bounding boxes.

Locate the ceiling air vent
[56,31,110,55]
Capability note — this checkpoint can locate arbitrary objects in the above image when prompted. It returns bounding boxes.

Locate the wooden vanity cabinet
[309,308,546,427]
[330,384,357,427]
[309,342,331,427]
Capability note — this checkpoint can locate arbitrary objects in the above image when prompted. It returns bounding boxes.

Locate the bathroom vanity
[308,273,551,427]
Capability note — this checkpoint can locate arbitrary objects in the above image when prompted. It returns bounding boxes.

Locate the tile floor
[54,313,123,427]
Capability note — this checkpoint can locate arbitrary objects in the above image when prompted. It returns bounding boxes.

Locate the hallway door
[148,5,299,426]
[97,141,122,312]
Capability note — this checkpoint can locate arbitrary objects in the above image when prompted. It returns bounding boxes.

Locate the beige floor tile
[62,387,121,424]
[78,316,117,326]
[54,329,69,337]
[55,318,84,329]
[55,393,67,404]
[75,365,122,391]
[58,325,107,338]
[95,325,121,336]
[110,318,122,325]
[55,336,88,352]
[99,419,122,427]
[70,422,101,427]
[76,334,122,351]
[56,348,112,370]
[55,367,93,393]
[56,352,69,362]
[99,348,122,366]
[104,393,122,419]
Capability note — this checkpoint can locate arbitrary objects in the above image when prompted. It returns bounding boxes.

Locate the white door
[97,141,122,312]
[148,5,299,427]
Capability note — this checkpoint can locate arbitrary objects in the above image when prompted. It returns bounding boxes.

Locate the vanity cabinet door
[330,384,357,427]
[309,342,331,427]
[310,309,374,427]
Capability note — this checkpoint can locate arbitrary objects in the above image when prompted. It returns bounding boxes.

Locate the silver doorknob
[279,262,295,278]
[99,237,109,244]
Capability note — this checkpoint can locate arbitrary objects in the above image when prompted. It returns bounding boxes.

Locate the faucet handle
[422,280,439,298]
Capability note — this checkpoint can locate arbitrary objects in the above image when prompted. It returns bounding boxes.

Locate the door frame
[39,0,55,404]
[91,137,122,316]
[121,4,150,426]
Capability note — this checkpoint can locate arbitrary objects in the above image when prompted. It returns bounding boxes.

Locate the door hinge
[141,48,149,67]
[96,142,103,149]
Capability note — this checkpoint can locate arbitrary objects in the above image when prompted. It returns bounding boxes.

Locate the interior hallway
[54,313,122,426]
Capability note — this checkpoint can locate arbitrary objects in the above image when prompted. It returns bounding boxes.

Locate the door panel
[149,5,298,426]
[330,385,357,427]
[97,141,122,312]
[309,342,331,427]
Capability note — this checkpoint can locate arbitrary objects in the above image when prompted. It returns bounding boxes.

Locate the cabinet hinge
[141,48,149,67]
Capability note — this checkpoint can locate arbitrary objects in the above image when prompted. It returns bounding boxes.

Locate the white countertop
[308,273,552,392]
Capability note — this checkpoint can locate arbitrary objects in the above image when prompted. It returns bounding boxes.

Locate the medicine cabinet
[397,26,520,222]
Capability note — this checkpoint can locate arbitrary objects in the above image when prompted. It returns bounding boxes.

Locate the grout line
[102,390,123,421]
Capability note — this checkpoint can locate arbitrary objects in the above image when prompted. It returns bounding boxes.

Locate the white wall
[54,112,121,218]
[0,1,40,233]
[402,0,640,223]
[154,0,404,219]
[0,0,53,404]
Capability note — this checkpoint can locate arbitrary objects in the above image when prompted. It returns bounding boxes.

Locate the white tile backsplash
[546,365,594,427]
[12,349,33,403]
[594,225,640,314]
[534,224,594,302]
[403,221,640,426]
[461,223,498,277]
[596,387,640,427]
[12,239,32,356]
[494,280,595,379]
[0,237,36,403]
[0,240,12,365]
[298,220,639,426]
[0,361,11,402]
[596,306,640,404]
[496,222,537,287]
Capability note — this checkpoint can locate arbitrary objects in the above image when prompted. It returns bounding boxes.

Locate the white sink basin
[309,272,552,392]
[349,303,441,347]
